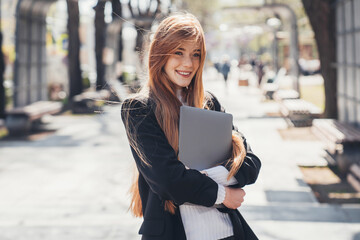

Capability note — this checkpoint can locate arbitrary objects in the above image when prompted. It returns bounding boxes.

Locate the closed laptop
[179,105,233,170]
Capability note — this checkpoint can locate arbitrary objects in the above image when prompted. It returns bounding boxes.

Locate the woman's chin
[174,82,190,89]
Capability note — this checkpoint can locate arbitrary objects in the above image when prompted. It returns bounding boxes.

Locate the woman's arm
[202,165,238,186]
[121,98,219,207]
[206,91,261,188]
[225,132,261,188]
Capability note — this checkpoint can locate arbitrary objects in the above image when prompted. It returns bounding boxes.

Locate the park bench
[348,163,360,192]
[72,89,112,114]
[0,119,5,131]
[5,101,62,135]
[273,89,299,102]
[280,99,321,127]
[311,119,360,191]
[261,67,287,99]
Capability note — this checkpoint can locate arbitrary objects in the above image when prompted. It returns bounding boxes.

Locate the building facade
[336,0,360,126]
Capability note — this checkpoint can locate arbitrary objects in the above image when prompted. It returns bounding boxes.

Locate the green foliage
[0,127,8,140]
[122,71,137,85]
[275,0,307,18]
[181,0,220,30]
[5,81,13,109]
[181,0,313,39]
[82,72,91,89]
[300,84,325,111]
[248,33,272,52]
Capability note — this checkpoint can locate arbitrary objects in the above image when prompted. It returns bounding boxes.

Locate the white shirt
[180,166,238,240]
[177,90,238,240]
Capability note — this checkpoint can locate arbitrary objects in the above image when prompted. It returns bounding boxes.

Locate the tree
[94,0,107,91]
[112,0,123,63]
[0,32,5,120]
[301,0,337,119]
[128,0,161,53]
[67,0,83,99]
[112,0,122,20]
[181,0,220,31]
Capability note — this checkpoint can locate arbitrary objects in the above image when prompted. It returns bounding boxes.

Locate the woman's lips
[176,70,191,77]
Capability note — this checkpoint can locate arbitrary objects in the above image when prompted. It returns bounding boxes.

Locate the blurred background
[0,0,360,239]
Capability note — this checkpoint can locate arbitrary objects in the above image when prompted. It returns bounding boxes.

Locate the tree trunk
[118,25,123,62]
[112,0,123,62]
[112,0,122,20]
[128,0,159,53]
[301,0,338,119]
[0,32,5,119]
[135,22,152,54]
[67,0,83,99]
[94,0,106,91]
[135,24,145,52]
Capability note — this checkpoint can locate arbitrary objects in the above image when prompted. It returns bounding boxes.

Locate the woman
[121,13,261,240]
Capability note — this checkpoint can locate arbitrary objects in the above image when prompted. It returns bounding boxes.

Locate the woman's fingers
[223,187,246,209]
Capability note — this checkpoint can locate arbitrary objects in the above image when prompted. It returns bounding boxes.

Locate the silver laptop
[179,105,233,171]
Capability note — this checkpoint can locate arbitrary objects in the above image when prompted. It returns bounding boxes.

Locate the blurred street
[1,71,360,240]
[0,0,359,239]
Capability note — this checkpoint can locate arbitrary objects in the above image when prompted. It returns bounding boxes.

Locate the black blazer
[121,92,261,240]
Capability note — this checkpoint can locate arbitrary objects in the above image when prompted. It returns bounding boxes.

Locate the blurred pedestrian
[256,60,264,86]
[249,54,256,69]
[221,56,231,86]
[121,13,261,240]
[213,57,221,73]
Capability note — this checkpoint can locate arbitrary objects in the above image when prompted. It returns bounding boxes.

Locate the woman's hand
[223,187,246,209]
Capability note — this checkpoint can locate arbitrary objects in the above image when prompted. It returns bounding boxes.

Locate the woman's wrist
[215,184,226,205]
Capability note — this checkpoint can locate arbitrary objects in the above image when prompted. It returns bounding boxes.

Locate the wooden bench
[280,99,322,127]
[5,101,62,135]
[262,83,278,99]
[261,67,287,99]
[0,119,5,132]
[311,119,360,183]
[72,90,112,114]
[273,89,299,102]
[348,163,360,192]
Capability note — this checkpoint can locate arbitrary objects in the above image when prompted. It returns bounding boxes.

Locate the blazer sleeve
[121,98,218,207]
[205,91,261,188]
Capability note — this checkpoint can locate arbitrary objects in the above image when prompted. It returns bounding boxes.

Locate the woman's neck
[176,88,186,105]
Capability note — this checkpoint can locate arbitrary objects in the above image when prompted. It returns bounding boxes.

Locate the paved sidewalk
[0,72,360,240]
[0,104,142,239]
[204,70,360,240]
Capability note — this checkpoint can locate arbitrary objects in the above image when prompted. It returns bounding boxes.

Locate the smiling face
[164,40,201,90]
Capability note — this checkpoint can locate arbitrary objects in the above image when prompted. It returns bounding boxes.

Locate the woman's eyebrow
[176,47,200,52]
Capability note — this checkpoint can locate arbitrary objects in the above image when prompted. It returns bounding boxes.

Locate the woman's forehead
[177,40,201,51]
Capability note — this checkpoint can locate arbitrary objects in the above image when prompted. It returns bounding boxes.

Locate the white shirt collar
[176,88,187,105]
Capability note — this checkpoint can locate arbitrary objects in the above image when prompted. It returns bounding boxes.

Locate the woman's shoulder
[122,95,149,108]
[121,95,154,118]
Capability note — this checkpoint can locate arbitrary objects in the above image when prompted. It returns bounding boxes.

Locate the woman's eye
[174,51,182,56]
[193,53,201,58]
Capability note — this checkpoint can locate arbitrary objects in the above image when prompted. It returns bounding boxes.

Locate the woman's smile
[164,41,201,89]
[176,70,192,77]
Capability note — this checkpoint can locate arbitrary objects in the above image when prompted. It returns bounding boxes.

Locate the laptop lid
[179,105,233,171]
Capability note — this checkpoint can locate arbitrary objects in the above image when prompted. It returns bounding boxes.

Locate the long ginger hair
[127,13,246,217]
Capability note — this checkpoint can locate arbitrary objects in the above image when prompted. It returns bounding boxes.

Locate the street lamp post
[266,16,281,73]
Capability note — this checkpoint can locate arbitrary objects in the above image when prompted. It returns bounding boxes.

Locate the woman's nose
[182,56,193,68]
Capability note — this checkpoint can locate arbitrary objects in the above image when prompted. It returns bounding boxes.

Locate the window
[336,0,360,125]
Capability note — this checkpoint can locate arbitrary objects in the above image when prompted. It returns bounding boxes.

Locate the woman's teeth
[177,71,190,76]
